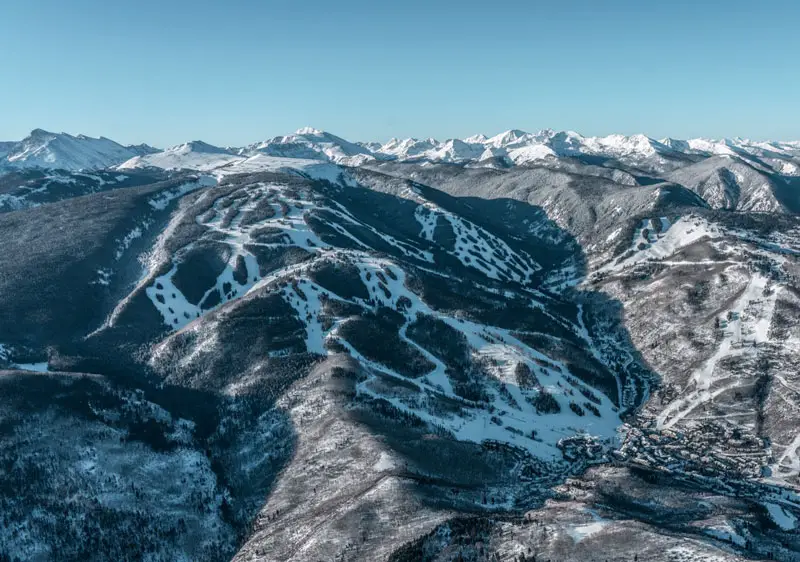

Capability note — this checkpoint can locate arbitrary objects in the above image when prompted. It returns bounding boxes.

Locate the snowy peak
[464,133,487,144]
[506,143,557,164]
[117,140,241,172]
[423,138,484,163]
[377,137,440,160]
[295,126,324,135]
[683,138,737,156]
[580,133,670,158]
[170,140,233,155]
[546,130,586,156]
[2,129,137,171]
[357,141,383,152]
[660,137,692,153]
[249,127,374,165]
[125,143,160,157]
[485,129,533,149]
[374,136,486,163]
[27,128,56,141]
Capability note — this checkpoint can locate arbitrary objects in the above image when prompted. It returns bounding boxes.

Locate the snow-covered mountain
[1,129,140,171]
[376,137,440,160]
[125,143,161,157]
[417,138,485,163]
[578,133,672,158]
[243,127,376,166]
[118,140,243,172]
[4,122,800,561]
[665,155,784,212]
[484,128,544,150]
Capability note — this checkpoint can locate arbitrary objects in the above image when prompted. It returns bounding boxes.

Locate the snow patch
[148,176,217,211]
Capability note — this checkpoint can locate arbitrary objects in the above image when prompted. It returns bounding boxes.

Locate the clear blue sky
[2,0,798,147]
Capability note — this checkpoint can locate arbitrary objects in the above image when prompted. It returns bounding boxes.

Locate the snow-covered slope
[118,140,242,171]
[506,143,557,164]
[119,145,356,187]
[417,138,484,163]
[464,133,488,144]
[125,143,161,157]
[580,133,673,158]
[245,127,375,166]
[376,137,440,160]
[666,155,784,212]
[1,129,139,171]
[661,137,736,156]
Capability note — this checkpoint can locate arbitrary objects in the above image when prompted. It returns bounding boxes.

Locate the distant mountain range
[3,126,799,177]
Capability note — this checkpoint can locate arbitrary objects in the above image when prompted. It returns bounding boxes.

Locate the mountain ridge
[5,126,799,176]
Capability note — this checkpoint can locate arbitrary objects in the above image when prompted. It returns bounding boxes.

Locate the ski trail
[774,433,800,479]
[656,273,779,429]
